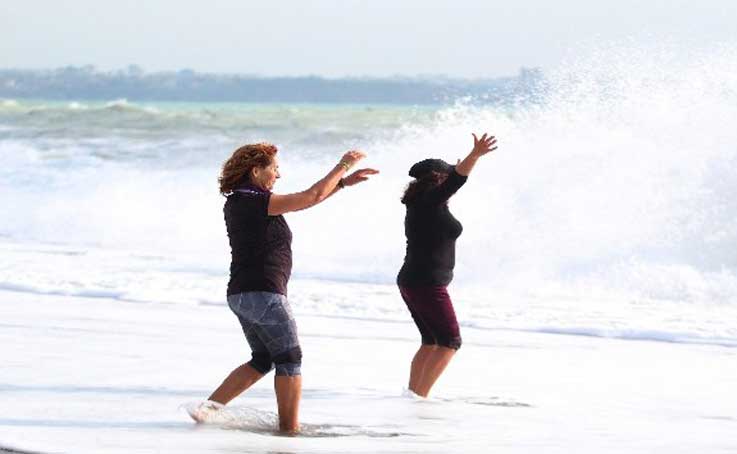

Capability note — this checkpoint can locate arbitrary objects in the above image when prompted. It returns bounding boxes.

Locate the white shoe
[187,400,225,423]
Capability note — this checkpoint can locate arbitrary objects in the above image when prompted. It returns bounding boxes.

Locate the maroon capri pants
[399,286,462,350]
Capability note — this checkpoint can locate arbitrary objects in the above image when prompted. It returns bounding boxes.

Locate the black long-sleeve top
[397,170,468,286]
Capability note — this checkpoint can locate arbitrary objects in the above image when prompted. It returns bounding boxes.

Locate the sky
[2,0,737,78]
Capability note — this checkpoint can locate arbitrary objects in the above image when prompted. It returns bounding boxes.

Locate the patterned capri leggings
[227,291,302,376]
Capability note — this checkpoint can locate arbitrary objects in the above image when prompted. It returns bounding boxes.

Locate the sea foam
[1,43,737,328]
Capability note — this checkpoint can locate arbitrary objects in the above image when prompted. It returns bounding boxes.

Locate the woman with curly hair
[189,142,377,432]
[397,132,497,397]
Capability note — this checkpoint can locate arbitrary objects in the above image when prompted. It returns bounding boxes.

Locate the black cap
[408,158,454,178]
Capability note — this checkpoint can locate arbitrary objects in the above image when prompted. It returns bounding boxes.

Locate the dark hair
[219,143,277,195]
[401,171,449,204]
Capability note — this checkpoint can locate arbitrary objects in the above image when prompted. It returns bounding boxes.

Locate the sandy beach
[1,286,735,454]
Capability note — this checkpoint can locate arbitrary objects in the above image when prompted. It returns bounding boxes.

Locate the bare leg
[409,344,437,394]
[274,375,302,433]
[414,346,456,397]
[208,363,265,405]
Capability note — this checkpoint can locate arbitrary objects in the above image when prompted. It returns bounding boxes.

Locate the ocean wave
[2,278,735,349]
[103,98,161,115]
[0,281,128,301]
[1,254,735,350]
[67,101,88,110]
[0,105,433,171]
[3,43,737,326]
[0,100,429,154]
[462,323,737,348]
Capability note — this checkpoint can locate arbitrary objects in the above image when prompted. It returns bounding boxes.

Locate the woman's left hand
[471,133,498,157]
[343,168,380,187]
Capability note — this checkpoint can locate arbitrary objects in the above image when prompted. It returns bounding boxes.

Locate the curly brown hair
[401,171,449,205]
[219,143,278,195]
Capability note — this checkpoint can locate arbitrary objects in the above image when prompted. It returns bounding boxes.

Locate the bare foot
[278,425,301,436]
[187,400,224,423]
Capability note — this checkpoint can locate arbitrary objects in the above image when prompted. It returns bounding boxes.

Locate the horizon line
[0,65,542,82]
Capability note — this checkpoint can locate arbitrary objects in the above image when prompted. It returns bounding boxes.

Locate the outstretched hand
[340,150,367,169]
[471,133,498,157]
[343,168,379,187]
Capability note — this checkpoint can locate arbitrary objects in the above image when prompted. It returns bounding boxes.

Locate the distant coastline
[0,65,544,105]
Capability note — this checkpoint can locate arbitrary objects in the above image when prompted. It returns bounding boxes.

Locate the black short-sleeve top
[224,185,293,296]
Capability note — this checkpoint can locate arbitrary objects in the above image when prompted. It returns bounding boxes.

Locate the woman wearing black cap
[398,132,497,397]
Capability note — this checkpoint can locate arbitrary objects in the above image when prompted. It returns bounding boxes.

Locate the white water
[1,289,736,454]
[2,44,737,343]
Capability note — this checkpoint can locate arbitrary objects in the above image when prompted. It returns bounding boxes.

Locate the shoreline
[1,289,735,453]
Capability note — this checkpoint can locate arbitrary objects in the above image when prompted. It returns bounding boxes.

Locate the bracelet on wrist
[338,161,351,171]
[338,178,345,189]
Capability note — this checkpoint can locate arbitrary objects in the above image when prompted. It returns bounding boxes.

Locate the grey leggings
[227,291,302,376]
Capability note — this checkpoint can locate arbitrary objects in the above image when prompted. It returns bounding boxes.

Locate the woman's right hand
[339,150,366,170]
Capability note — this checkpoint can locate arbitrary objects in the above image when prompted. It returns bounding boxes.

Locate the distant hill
[0,66,545,105]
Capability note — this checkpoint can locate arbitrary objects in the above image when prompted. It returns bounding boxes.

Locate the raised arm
[289,166,380,212]
[424,133,497,204]
[455,133,497,177]
[268,151,376,216]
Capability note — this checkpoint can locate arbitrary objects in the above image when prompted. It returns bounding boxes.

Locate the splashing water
[1,43,737,309]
